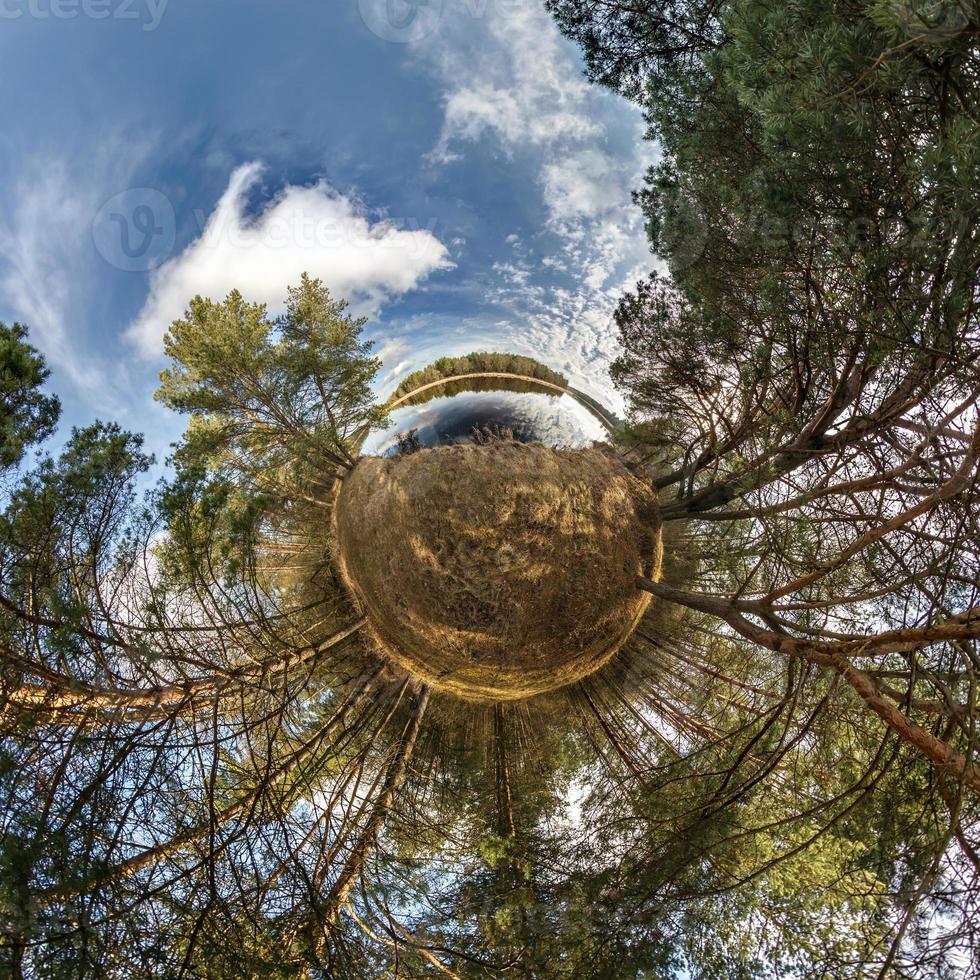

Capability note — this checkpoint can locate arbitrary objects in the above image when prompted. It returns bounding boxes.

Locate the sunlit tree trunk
[305,684,431,960]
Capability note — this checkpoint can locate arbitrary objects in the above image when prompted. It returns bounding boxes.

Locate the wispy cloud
[412,0,658,405]
[0,164,109,393]
[428,1,601,162]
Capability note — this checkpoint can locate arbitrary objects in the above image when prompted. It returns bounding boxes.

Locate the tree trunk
[2,617,365,726]
[636,576,980,793]
[40,666,382,902]
[307,684,431,959]
[494,703,516,842]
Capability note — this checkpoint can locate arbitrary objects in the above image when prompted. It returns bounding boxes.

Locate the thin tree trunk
[307,684,431,959]
[494,704,516,842]
[2,617,365,726]
[493,703,528,938]
[636,576,980,793]
[40,666,382,902]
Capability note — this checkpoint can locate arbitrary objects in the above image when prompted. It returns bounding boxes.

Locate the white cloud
[541,148,633,223]
[436,82,600,160]
[428,2,601,161]
[127,162,453,357]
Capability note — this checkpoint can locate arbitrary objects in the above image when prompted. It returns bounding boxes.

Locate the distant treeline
[397,374,562,408]
[391,352,568,401]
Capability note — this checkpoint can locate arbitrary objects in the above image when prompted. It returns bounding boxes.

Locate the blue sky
[0,0,656,463]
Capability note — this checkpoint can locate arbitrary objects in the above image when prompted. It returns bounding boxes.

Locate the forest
[0,0,978,977]
[390,353,569,403]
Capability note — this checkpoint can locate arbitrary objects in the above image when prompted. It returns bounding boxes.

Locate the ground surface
[335,441,661,701]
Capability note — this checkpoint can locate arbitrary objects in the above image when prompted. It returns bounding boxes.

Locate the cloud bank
[127,162,452,356]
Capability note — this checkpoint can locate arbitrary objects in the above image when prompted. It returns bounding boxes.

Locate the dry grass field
[335,441,662,701]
